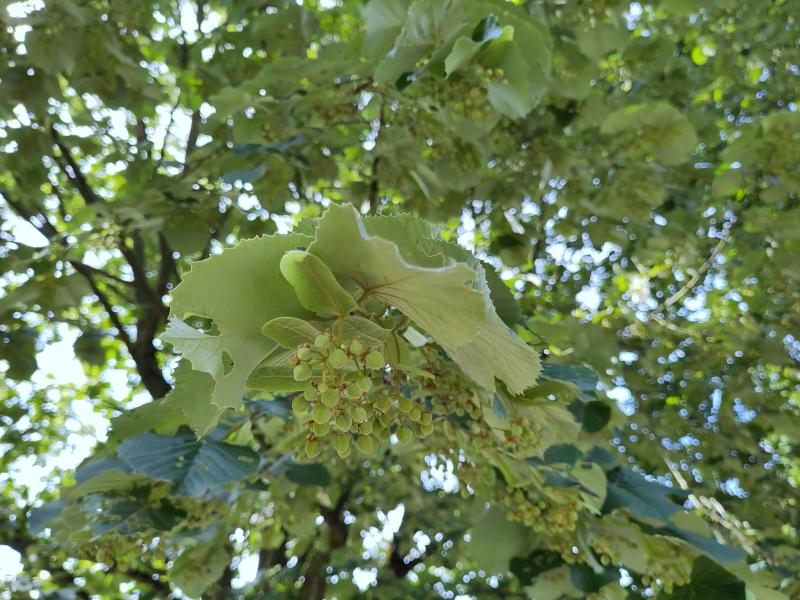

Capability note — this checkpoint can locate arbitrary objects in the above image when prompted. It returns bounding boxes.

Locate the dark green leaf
[118,429,260,496]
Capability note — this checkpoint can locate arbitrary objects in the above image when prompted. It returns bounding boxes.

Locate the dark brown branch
[156,233,176,296]
[182,110,202,174]
[153,97,182,175]
[1,186,170,399]
[200,209,230,260]
[70,262,135,350]
[299,487,353,600]
[50,126,100,205]
[367,102,384,214]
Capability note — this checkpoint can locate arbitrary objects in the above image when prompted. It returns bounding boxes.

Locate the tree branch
[367,101,384,214]
[299,486,353,600]
[650,232,730,316]
[50,126,100,205]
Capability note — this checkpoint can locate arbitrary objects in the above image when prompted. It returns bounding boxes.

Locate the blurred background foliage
[0,0,798,597]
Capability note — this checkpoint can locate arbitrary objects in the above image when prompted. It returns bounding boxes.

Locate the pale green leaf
[469,505,528,573]
[341,315,392,347]
[279,250,358,317]
[247,366,307,392]
[167,233,312,415]
[170,538,230,598]
[262,316,321,349]
[308,203,486,348]
[164,361,223,437]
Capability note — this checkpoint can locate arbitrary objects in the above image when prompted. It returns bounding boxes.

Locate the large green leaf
[117,429,260,496]
[662,556,745,600]
[600,102,698,166]
[166,233,312,415]
[468,505,528,572]
[441,312,540,394]
[262,316,321,349]
[308,203,485,348]
[170,538,230,598]
[602,468,687,522]
[163,360,223,437]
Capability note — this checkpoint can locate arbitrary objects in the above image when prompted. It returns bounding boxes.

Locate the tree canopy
[1,0,798,598]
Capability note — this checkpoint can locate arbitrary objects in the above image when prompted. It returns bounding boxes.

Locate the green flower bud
[396,425,414,444]
[348,339,363,355]
[293,364,312,381]
[345,384,362,399]
[357,376,372,393]
[314,334,331,350]
[333,435,350,458]
[378,411,393,427]
[303,384,317,401]
[356,435,374,454]
[313,405,332,424]
[328,347,349,369]
[398,396,413,412]
[304,439,321,458]
[375,395,392,413]
[358,420,373,435]
[311,421,331,436]
[352,406,368,423]
[364,350,385,370]
[320,389,340,408]
[335,412,353,431]
[297,346,312,361]
[292,396,308,413]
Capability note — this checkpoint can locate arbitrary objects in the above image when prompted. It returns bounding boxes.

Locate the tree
[1,0,798,598]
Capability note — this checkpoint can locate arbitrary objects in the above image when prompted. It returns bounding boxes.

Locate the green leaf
[84,497,186,538]
[542,444,581,466]
[662,524,746,564]
[279,250,358,317]
[445,36,483,76]
[167,233,312,416]
[170,538,230,598]
[485,266,523,326]
[509,550,564,586]
[364,0,410,62]
[0,328,37,380]
[247,366,307,392]
[469,505,528,572]
[108,400,187,446]
[600,102,698,166]
[118,429,260,496]
[602,468,687,522]
[541,363,599,395]
[441,313,540,394]
[262,316,321,349]
[28,500,66,535]
[310,204,539,393]
[341,316,392,347]
[281,461,332,486]
[569,564,619,593]
[575,21,627,61]
[662,556,745,600]
[221,164,266,185]
[373,0,468,85]
[308,203,485,348]
[569,399,611,433]
[164,361,225,436]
